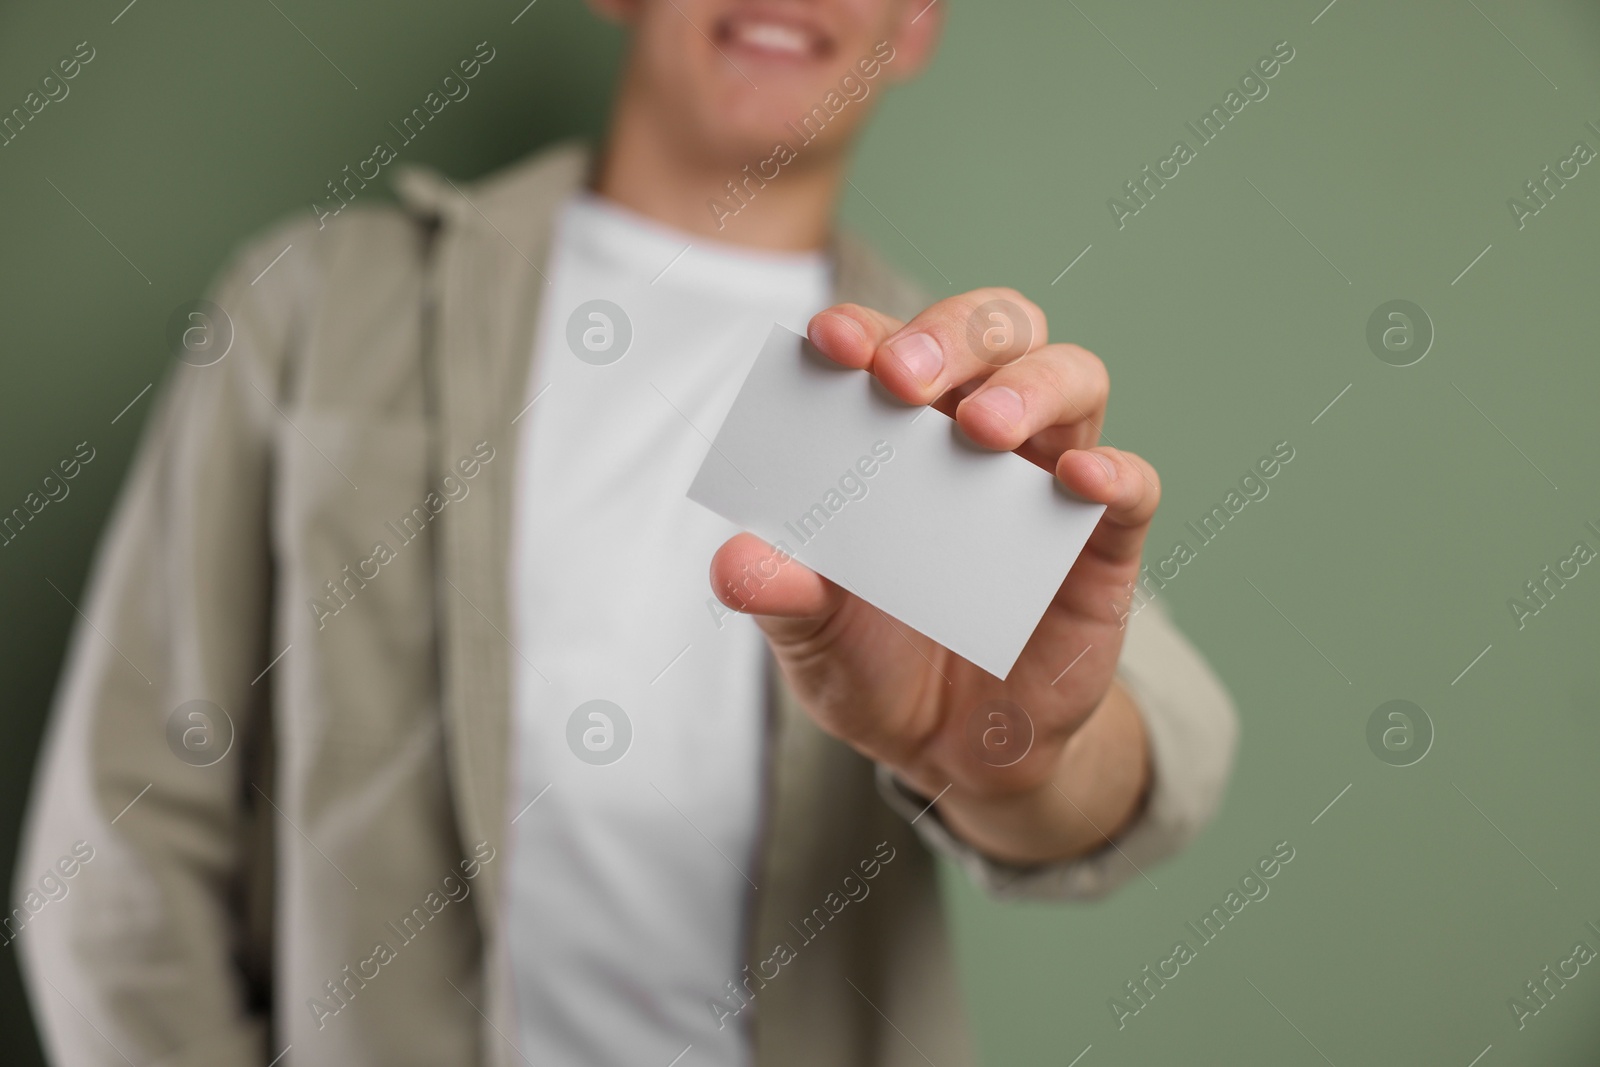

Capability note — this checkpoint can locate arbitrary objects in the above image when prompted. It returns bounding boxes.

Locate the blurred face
[593,0,942,171]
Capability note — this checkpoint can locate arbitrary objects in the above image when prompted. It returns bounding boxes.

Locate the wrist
[893,681,1152,866]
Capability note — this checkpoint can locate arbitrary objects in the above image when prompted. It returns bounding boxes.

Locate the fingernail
[885,332,943,386]
[968,386,1025,427]
[1092,453,1118,483]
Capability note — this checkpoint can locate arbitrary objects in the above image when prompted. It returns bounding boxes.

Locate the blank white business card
[687,325,1105,679]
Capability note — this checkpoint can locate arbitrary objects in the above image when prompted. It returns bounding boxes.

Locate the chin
[717,93,850,147]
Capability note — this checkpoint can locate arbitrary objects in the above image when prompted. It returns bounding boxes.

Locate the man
[15,0,1236,1064]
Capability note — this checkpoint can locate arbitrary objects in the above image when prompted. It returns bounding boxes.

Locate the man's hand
[709,288,1157,866]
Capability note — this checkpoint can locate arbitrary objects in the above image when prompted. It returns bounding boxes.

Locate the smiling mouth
[713,12,835,63]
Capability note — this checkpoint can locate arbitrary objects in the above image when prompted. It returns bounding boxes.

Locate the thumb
[709,532,847,632]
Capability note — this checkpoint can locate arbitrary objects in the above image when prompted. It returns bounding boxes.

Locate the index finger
[809,288,1049,405]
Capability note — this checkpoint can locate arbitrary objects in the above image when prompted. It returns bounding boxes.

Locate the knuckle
[1131,455,1162,503]
[1084,352,1111,397]
[1055,344,1109,398]
[988,287,1046,333]
[948,290,1040,367]
[1062,342,1104,369]
[1027,346,1105,412]
[978,286,1035,314]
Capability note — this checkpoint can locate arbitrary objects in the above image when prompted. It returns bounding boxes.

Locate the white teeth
[733,21,811,55]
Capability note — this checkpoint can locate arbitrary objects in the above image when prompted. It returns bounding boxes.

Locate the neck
[593,89,845,252]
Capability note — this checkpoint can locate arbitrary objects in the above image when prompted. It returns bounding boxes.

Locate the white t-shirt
[506,192,831,1066]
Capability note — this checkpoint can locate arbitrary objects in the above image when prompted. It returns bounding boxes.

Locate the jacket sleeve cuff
[875,601,1238,901]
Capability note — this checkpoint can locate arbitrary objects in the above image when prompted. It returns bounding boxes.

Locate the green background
[3,0,1598,1063]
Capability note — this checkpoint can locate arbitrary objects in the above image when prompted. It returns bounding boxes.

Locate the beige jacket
[14,142,1237,1067]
